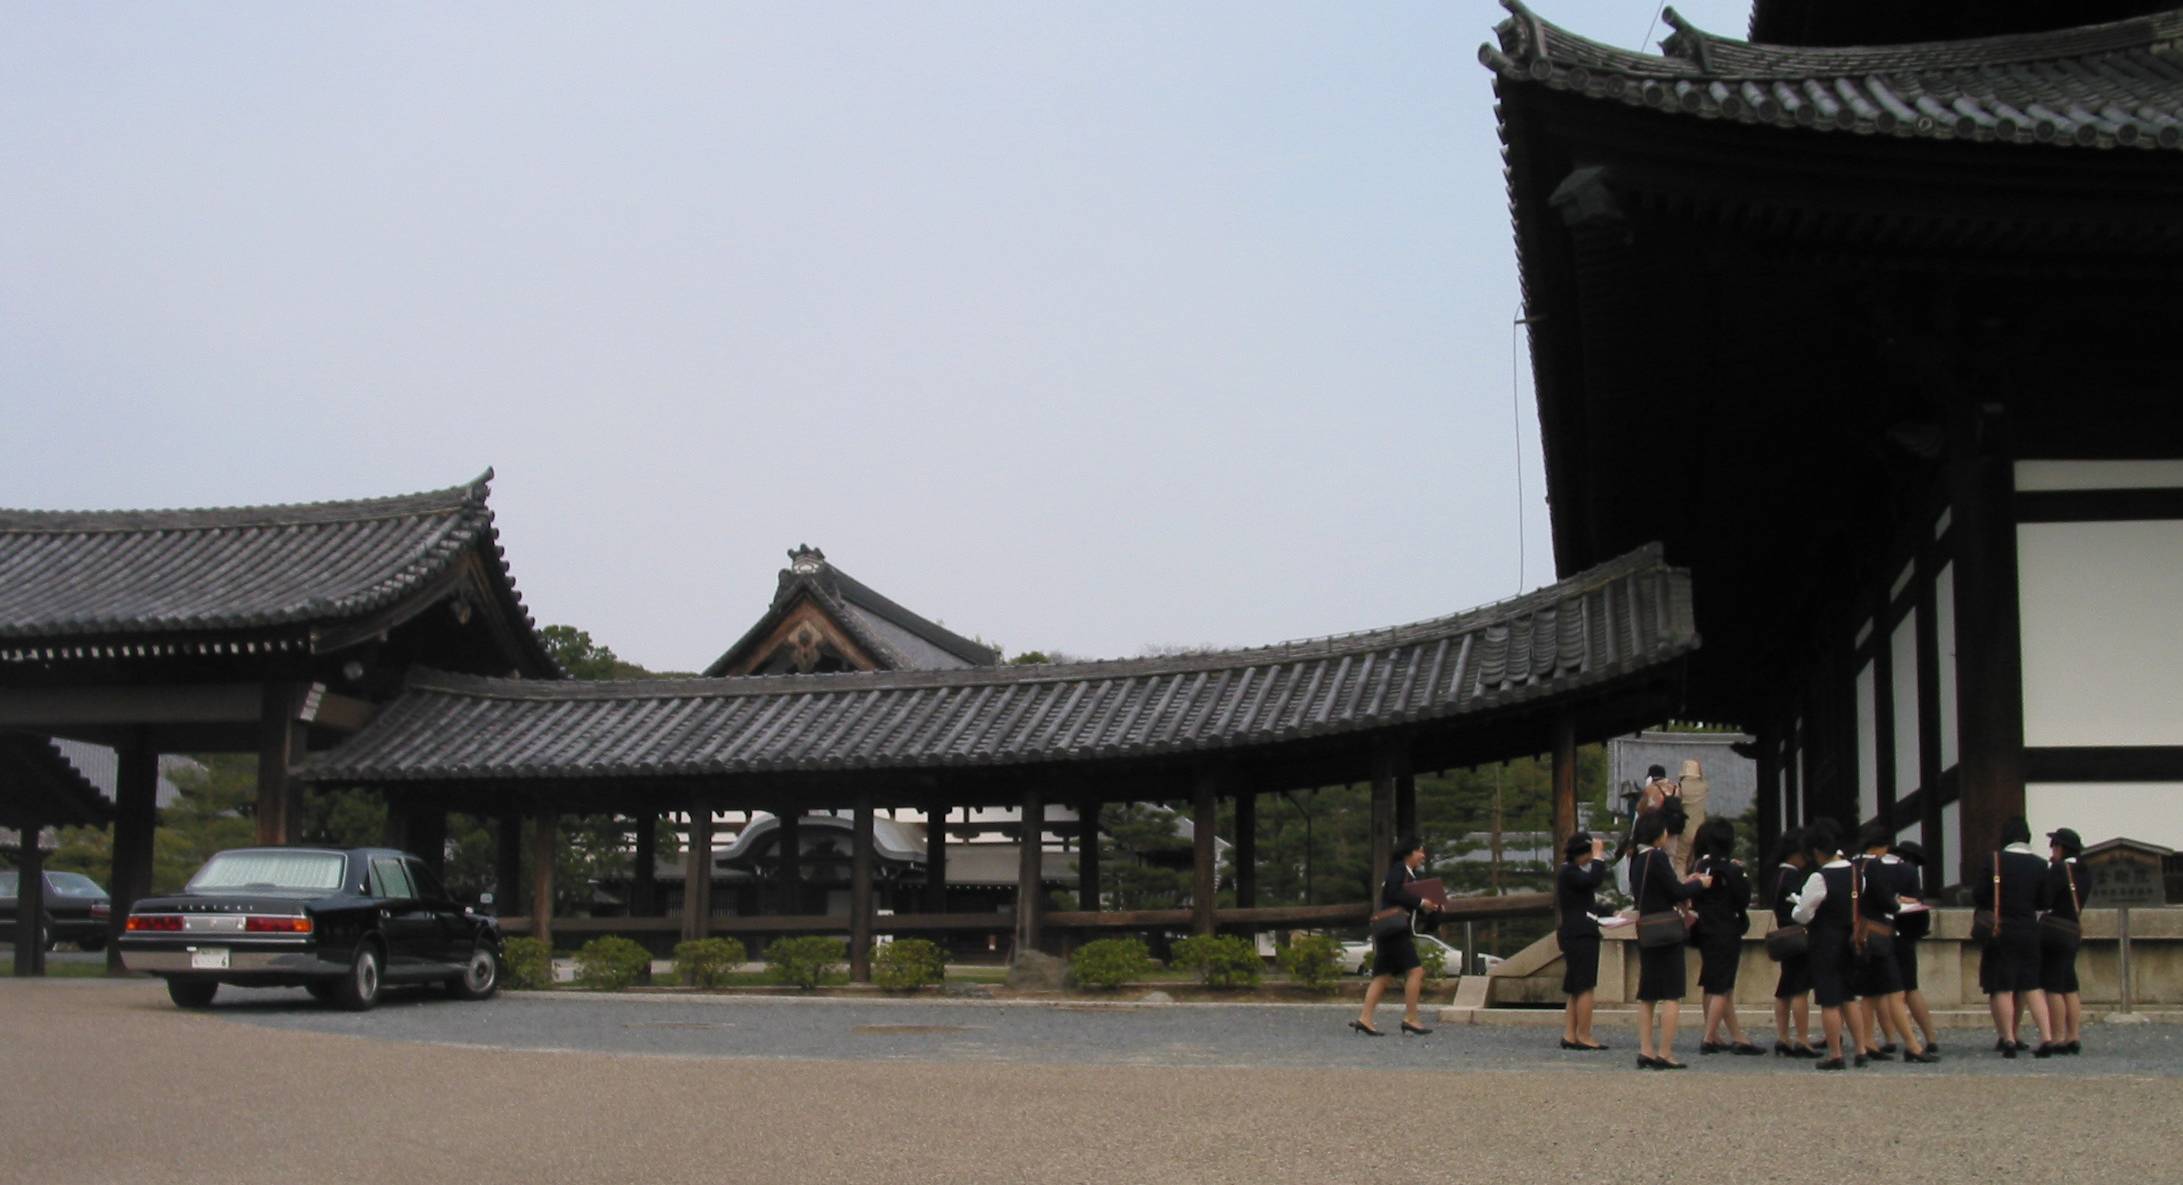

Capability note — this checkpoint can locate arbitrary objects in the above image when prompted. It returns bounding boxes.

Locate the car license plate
[190,948,230,970]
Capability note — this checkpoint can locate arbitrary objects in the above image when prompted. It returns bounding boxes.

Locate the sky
[0,0,1753,673]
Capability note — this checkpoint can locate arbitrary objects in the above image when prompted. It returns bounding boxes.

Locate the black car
[0,869,112,951]
[118,846,501,1011]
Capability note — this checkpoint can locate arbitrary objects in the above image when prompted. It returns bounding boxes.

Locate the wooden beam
[850,792,874,982]
[13,829,45,977]
[1368,737,1400,897]
[1192,768,1219,936]
[1014,787,1043,958]
[495,814,523,917]
[1551,713,1578,856]
[1076,794,1100,911]
[1947,408,2026,886]
[682,802,714,942]
[106,739,158,974]
[530,811,557,950]
[924,798,949,914]
[0,683,261,729]
[1233,790,1256,911]
[1395,769,1418,839]
[255,682,308,845]
[776,810,802,914]
[632,813,657,918]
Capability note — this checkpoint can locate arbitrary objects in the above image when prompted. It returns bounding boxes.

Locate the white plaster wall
[2015,460,2183,492]
[1941,800,1961,887]
[1892,610,1920,797]
[2028,782,2183,850]
[2018,520,2183,747]
[1934,562,1958,772]
[1856,660,1878,822]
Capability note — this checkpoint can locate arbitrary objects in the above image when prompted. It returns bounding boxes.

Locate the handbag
[1969,853,2001,945]
[1851,858,1895,961]
[1633,850,1687,949]
[2039,862,2083,950]
[1764,864,1807,961]
[1369,907,1410,941]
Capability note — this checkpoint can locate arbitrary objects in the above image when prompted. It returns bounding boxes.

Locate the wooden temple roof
[305,544,1694,785]
[0,471,557,675]
[0,735,111,828]
[1482,1,2183,151]
[703,545,1000,676]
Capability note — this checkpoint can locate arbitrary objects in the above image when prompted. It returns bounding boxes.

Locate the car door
[367,855,438,976]
[403,857,467,968]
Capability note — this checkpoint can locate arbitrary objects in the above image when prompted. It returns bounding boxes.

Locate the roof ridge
[824,563,1001,665]
[0,470,494,535]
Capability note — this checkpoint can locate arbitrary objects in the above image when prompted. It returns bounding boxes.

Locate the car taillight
[126,915,183,932]
[90,903,111,918]
[244,916,312,934]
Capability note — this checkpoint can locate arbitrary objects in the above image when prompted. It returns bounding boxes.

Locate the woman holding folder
[1351,835,1444,1037]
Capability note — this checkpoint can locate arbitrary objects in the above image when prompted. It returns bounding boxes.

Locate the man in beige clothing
[1671,758,1709,874]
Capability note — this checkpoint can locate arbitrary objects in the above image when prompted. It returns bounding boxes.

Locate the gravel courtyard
[6,978,2178,1184]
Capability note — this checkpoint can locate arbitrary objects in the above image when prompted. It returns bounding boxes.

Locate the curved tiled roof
[0,736,112,828]
[1480,1,2183,150]
[0,471,554,671]
[304,544,1696,783]
[704,546,1000,676]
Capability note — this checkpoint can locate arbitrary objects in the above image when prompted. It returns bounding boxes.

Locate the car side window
[406,859,450,904]
[369,857,416,901]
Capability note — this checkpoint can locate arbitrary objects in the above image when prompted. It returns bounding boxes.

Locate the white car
[1340,933,1496,976]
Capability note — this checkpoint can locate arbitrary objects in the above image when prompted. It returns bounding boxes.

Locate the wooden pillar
[777,809,803,915]
[1368,740,1400,898]
[106,738,158,974]
[1550,713,1579,856]
[1914,538,1948,897]
[681,802,714,941]
[1784,724,1802,829]
[255,682,308,845]
[1075,795,1100,912]
[1947,407,2025,887]
[1192,769,1219,936]
[530,810,557,949]
[14,828,46,977]
[924,798,950,914]
[1874,598,1898,829]
[494,813,524,916]
[1395,770,1418,840]
[1755,727,1780,859]
[404,808,447,880]
[850,793,875,983]
[1014,788,1044,958]
[632,812,657,918]
[1233,790,1256,911]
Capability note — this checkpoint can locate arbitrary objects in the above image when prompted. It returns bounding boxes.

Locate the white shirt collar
[1822,857,1850,868]
[2005,842,2035,854]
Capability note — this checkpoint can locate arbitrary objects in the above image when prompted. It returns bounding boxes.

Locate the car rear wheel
[448,943,500,1001]
[304,980,337,1002]
[333,941,383,1011]
[166,978,218,1009]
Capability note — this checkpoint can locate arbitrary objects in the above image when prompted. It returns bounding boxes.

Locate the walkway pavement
[6,977,2180,1184]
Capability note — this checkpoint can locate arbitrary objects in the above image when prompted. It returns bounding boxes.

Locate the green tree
[1096,802,1194,910]
[540,624,654,680]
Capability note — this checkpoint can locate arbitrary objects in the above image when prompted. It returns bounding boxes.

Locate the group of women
[1353,812,2095,1063]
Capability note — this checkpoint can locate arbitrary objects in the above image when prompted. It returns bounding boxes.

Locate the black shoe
[1731,1042,1766,1056]
[1903,1050,1941,1064]
[1865,1048,1895,1062]
[1658,1059,1687,1070]
[1878,1043,1899,1054]
[2003,1045,2018,1060]
[1994,1038,2015,1054]
[1400,1021,1433,1036]
[1699,1041,1726,1055]
[2015,1040,2032,1052]
[2064,1040,2081,1055]
[1561,1039,1609,1051]
[1348,1020,1383,1037]
[1815,1057,1846,1071]
[1925,1041,1941,1055]
[1794,1044,1823,1059]
[1773,1042,1795,1058]
[1637,1055,1663,1070]
[2034,1042,2060,1059]
[1853,1053,1869,1068]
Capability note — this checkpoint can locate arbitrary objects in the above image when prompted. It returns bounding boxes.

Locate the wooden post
[255,682,308,845]
[1076,795,1100,912]
[1368,740,1399,899]
[1192,768,1219,936]
[1395,771,1418,840]
[1915,541,1947,897]
[106,738,158,974]
[1233,790,1256,911]
[777,809,802,915]
[14,828,45,977]
[924,798,950,914]
[1947,408,2026,887]
[682,801,714,941]
[850,793,875,982]
[530,811,557,950]
[405,808,447,880]
[632,812,657,918]
[1014,788,1044,958]
[495,813,524,916]
[1551,713,1578,857]
[1755,728,1780,859]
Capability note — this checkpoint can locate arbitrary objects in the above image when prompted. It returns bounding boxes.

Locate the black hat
[1564,831,1595,860]
[1893,841,1927,866]
[2048,827,2084,855]
[1645,764,1668,781]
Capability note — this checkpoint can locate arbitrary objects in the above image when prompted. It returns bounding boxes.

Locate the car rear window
[46,872,106,897]
[188,851,347,893]
[0,872,14,896]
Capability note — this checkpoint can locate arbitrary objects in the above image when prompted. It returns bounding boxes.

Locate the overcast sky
[1,1,1751,673]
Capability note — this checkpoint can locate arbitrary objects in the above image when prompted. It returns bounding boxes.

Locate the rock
[2104,1012,2150,1025]
[1006,949,1067,990]
[942,980,993,999]
[1136,990,1174,1005]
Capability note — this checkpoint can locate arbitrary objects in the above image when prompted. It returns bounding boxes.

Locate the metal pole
[2118,907,2134,1014]
[1463,921,1477,977]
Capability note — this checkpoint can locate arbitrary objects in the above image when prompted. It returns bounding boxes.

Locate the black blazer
[1692,856,1749,938]
[1631,847,1699,914]
[1771,863,1806,927]
[1810,863,1857,933]
[1973,849,2054,922]
[2045,860,2093,921]
[1850,856,1898,923]
[1381,863,1425,914]
[1557,859,1607,940]
[1879,857,1929,939]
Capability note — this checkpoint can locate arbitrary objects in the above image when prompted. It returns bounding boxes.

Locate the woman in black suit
[2040,827,2092,1055]
[1629,810,1711,1069]
[1557,831,1610,1051]
[1975,816,2057,1057]
[1691,818,1761,1055]
[1351,835,1444,1037]
[1769,828,1819,1058]
[1789,819,1864,1070]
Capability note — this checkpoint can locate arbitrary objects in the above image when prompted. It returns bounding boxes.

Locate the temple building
[1485,0,2183,888]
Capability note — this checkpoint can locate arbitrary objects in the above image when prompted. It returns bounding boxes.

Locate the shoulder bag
[1969,853,2002,945]
[2039,862,2083,951]
[1635,850,1687,949]
[1368,868,1413,940]
[1852,858,1894,961]
[1765,866,1808,962]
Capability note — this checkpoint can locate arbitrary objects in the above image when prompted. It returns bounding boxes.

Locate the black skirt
[2039,935,2081,995]
[1372,930,1421,978]
[1809,928,1854,1008]
[1773,950,1812,1000]
[1696,934,1741,995]
[1636,939,1686,1002]
[1561,934,1600,996]
[1855,944,1904,997]
[1891,936,1920,992]
[1979,929,2041,995]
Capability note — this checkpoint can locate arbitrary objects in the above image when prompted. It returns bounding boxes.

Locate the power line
[1640,0,1668,53]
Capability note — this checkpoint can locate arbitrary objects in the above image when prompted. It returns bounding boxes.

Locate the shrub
[1067,937,1157,990]
[672,937,748,989]
[1170,934,1262,989]
[766,935,847,990]
[502,937,554,990]
[1278,934,1345,994]
[1417,940,1448,982]
[872,939,946,992]
[573,935,652,990]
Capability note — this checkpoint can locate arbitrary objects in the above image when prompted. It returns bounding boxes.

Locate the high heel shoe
[2063,1040,2081,1055]
[2034,1042,2060,1059]
[1853,1052,1869,1068]
[1698,1041,1726,1055]
[1773,1042,1795,1058]
[1814,1056,1846,1071]
[1864,1047,1895,1061]
[1902,1049,1941,1064]
[1347,1020,1383,1037]
[1794,1044,1823,1059]
[1730,1042,1766,1056]
[1400,1021,1433,1036]
[1636,1055,1663,1070]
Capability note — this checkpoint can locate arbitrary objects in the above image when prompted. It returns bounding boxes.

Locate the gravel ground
[6,977,2180,1185]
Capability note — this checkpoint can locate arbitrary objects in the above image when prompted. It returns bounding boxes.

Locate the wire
[1640,0,1668,53]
